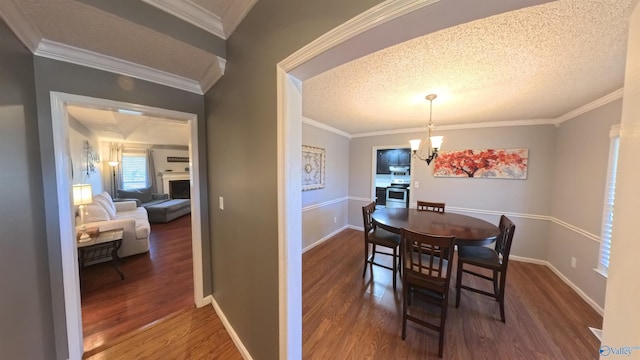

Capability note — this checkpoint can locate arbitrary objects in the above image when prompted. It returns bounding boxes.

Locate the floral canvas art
[433,148,528,179]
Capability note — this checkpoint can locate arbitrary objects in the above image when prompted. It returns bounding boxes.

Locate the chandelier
[409,94,443,165]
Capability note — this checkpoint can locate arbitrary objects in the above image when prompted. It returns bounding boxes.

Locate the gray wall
[349,125,556,260]
[302,121,350,250]
[548,99,623,309]
[32,57,210,358]
[0,19,55,359]
[204,0,382,358]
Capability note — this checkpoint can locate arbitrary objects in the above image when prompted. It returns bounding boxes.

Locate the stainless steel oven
[386,184,409,208]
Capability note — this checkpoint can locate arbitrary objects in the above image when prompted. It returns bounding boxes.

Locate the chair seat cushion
[458,246,502,268]
[368,228,400,247]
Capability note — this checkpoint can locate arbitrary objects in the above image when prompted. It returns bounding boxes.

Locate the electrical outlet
[571,257,577,268]
[415,181,419,188]
[334,216,337,223]
[219,196,224,210]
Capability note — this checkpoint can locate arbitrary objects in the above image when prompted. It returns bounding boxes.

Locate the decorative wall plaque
[302,145,325,191]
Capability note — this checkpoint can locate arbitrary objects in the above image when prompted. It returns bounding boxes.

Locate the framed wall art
[433,148,528,179]
[302,145,325,191]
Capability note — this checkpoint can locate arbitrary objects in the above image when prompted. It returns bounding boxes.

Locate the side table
[77,228,125,280]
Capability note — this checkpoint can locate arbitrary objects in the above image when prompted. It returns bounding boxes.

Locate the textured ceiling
[303,0,633,135]
[3,0,634,140]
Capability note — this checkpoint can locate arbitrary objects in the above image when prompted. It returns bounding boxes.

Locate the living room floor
[80,214,194,355]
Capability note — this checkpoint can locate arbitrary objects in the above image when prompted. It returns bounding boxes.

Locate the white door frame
[50,92,205,359]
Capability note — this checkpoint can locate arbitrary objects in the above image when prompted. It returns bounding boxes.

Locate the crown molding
[554,88,624,125]
[200,57,226,93]
[349,88,625,138]
[302,117,352,139]
[222,0,258,38]
[143,0,225,39]
[351,118,554,138]
[279,0,440,72]
[34,39,204,94]
[0,0,42,52]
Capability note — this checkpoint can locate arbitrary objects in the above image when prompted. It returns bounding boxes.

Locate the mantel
[161,171,190,180]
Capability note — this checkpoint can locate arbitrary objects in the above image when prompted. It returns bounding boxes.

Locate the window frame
[595,124,620,278]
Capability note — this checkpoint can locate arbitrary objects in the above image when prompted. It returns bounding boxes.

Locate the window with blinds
[597,126,620,277]
[122,151,148,190]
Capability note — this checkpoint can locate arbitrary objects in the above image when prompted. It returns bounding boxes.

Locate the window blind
[122,152,148,189]
[597,132,620,275]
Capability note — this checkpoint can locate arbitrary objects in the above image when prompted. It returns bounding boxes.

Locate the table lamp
[73,184,93,242]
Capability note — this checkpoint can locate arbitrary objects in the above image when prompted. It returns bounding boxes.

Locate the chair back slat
[402,229,454,282]
[495,215,516,264]
[417,201,445,213]
[362,201,376,234]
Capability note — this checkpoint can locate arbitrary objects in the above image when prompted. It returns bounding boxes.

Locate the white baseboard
[510,256,604,316]
[589,327,603,342]
[348,224,364,231]
[509,255,548,265]
[545,262,604,316]
[195,293,212,308]
[302,225,349,253]
[207,295,253,360]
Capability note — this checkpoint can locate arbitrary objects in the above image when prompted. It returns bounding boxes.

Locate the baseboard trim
[208,295,253,360]
[509,255,548,265]
[545,262,604,316]
[509,257,604,316]
[302,225,350,253]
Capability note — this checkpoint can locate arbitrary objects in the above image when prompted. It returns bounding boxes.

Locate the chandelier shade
[410,94,444,166]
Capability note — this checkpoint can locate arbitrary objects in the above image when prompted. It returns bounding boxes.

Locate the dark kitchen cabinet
[398,149,411,167]
[377,151,390,174]
[376,187,386,206]
[376,148,411,174]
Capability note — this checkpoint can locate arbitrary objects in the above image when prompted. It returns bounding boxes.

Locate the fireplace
[169,180,190,199]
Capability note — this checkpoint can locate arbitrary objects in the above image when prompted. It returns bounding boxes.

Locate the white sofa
[78,192,151,257]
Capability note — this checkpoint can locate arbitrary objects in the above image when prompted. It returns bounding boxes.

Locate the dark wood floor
[85,305,243,360]
[80,214,194,355]
[303,228,603,359]
[84,226,602,359]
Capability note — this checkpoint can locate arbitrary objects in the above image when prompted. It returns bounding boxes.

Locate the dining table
[371,207,500,246]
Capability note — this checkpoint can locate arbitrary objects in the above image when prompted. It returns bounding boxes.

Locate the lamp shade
[409,139,422,151]
[430,136,444,150]
[72,184,93,206]
[108,161,119,167]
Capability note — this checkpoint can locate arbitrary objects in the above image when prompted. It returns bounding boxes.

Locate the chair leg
[362,241,368,277]
[499,271,507,323]
[455,260,463,308]
[438,297,448,358]
[392,246,397,290]
[493,269,499,300]
[402,280,408,340]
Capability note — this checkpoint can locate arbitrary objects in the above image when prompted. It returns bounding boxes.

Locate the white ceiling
[67,106,190,146]
[0,0,634,142]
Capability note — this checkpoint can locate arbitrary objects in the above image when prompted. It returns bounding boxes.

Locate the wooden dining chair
[455,215,516,322]
[362,201,401,290]
[417,201,445,213]
[401,228,455,358]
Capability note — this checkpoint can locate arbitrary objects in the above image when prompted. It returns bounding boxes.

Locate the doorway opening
[50,92,205,358]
